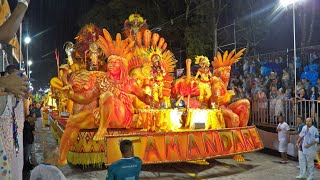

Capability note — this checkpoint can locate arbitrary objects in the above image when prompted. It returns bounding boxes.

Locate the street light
[27,60,32,78]
[24,36,31,44]
[24,36,31,78]
[280,0,300,123]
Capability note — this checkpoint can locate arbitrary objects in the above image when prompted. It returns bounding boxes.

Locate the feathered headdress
[146,48,162,63]
[128,30,176,73]
[123,13,148,38]
[128,13,144,23]
[74,24,103,58]
[195,55,210,66]
[211,48,246,69]
[98,29,135,67]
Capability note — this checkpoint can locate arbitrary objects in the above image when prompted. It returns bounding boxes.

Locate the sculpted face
[152,54,161,66]
[200,61,206,68]
[107,58,121,76]
[221,69,230,80]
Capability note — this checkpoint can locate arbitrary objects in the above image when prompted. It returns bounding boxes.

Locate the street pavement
[30,120,320,180]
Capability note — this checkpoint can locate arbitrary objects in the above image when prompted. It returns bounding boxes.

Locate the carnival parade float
[49,14,263,167]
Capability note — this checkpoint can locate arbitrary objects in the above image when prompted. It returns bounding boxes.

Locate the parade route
[30,120,320,180]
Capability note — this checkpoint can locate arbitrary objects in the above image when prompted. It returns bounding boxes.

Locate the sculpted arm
[132,82,154,105]
[68,87,100,105]
[195,71,200,80]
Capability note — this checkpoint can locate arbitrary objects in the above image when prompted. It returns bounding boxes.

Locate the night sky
[9,0,320,91]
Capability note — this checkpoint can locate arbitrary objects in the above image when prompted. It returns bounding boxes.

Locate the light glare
[24,36,31,44]
[280,0,300,7]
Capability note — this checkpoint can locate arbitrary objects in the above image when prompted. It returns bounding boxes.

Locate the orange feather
[143,30,152,47]
[151,33,160,48]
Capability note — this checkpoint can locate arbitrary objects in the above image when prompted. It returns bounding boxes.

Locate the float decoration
[48,14,262,167]
[194,55,212,103]
[123,13,148,38]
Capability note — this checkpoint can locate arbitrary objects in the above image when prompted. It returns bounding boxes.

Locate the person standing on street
[276,115,290,164]
[290,116,305,169]
[296,118,319,180]
[106,140,142,180]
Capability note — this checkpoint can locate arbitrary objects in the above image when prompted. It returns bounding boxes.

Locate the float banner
[105,126,263,164]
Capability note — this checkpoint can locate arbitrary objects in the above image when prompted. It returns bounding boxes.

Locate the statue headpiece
[211,48,246,69]
[98,29,135,67]
[146,48,163,63]
[64,42,74,56]
[128,13,144,23]
[127,29,176,74]
[195,55,210,66]
[74,24,103,58]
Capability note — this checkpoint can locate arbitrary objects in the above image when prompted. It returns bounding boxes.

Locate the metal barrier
[250,99,320,129]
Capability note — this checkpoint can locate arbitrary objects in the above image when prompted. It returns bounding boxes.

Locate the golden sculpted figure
[123,13,148,38]
[194,56,212,102]
[128,29,175,107]
[150,52,165,102]
[57,30,155,165]
[210,49,250,161]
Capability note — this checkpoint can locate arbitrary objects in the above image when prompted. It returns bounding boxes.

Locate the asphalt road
[30,120,320,180]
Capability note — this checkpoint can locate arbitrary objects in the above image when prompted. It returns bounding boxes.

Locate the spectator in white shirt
[296,118,319,180]
[30,147,66,180]
[276,115,290,164]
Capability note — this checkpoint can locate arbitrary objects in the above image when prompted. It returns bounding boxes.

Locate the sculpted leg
[199,86,205,102]
[221,106,240,128]
[228,99,250,127]
[205,87,212,100]
[93,92,115,141]
[225,99,250,162]
[57,111,95,165]
[152,85,159,102]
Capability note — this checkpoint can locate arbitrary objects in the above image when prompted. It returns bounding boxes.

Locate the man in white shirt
[30,147,66,180]
[296,118,319,180]
[276,115,290,163]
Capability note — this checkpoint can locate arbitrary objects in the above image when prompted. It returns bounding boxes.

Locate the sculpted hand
[0,71,29,96]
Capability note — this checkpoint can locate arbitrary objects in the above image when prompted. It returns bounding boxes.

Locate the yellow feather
[217,52,223,66]
[234,48,246,59]
[123,41,135,57]
[161,43,167,52]
[125,53,133,61]
[231,53,243,63]
[98,37,110,56]
[103,29,114,49]
[227,50,235,61]
[213,57,219,68]
[223,51,228,62]
[115,33,121,48]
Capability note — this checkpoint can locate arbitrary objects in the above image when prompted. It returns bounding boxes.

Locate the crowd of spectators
[228,55,320,125]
